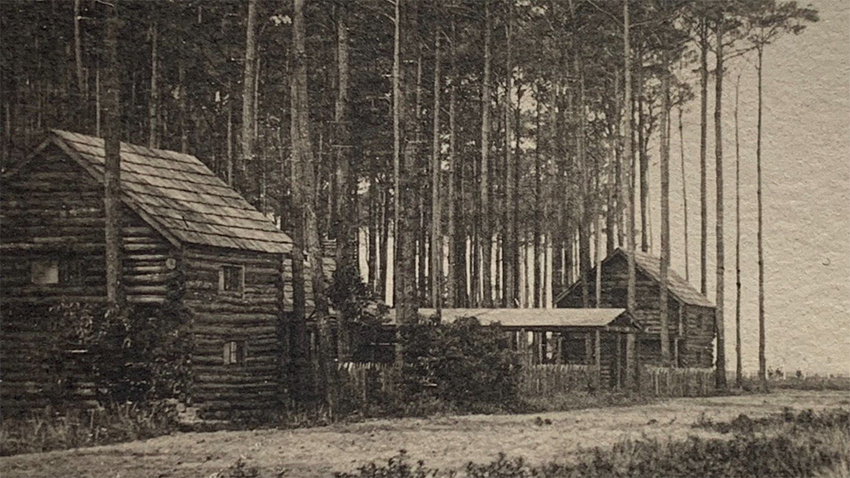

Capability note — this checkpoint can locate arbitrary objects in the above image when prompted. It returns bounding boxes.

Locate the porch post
[595,329,602,388]
[626,331,636,391]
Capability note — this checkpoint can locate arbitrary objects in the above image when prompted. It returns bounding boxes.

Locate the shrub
[399,315,521,410]
[48,301,193,404]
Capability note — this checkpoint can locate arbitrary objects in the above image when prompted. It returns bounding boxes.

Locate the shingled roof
[554,248,713,308]
[42,130,292,254]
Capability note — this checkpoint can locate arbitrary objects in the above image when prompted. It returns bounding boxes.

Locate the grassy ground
[1,390,848,478]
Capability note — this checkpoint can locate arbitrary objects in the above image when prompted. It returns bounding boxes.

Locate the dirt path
[2,390,848,478]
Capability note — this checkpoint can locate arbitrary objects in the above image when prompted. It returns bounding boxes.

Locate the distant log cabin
[0,130,299,419]
[554,249,716,368]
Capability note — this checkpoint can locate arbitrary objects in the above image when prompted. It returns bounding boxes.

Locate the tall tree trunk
[73,0,85,109]
[430,19,442,310]
[148,22,159,149]
[659,56,671,365]
[679,103,689,282]
[480,0,492,307]
[714,18,727,391]
[226,80,234,185]
[241,0,258,194]
[415,52,428,305]
[334,2,354,271]
[512,83,522,308]
[636,47,648,253]
[396,0,420,327]
[623,0,636,316]
[292,0,335,410]
[178,62,188,153]
[504,3,515,308]
[392,0,401,308]
[735,73,743,388]
[757,46,767,391]
[577,56,590,309]
[379,185,391,302]
[103,6,123,310]
[447,7,460,307]
[699,20,709,295]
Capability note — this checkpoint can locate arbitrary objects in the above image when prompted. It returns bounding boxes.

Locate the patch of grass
[517,390,656,414]
[0,401,178,456]
[332,408,850,478]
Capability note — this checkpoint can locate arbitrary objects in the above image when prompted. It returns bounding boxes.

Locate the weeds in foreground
[0,401,177,456]
[332,408,850,478]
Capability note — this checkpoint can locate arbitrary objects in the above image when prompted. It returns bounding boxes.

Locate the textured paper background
[641,0,849,376]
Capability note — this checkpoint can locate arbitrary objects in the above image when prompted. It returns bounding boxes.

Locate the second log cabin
[554,248,716,369]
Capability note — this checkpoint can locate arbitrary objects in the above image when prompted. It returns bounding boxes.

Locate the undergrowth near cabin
[0,401,178,456]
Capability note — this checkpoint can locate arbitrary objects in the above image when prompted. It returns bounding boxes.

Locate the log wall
[0,146,179,413]
[182,245,287,419]
[557,255,716,367]
[0,145,178,305]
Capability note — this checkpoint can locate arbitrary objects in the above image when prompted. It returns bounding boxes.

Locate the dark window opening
[223,340,248,365]
[219,265,244,293]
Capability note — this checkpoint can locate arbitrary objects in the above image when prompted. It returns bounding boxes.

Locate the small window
[223,340,247,365]
[219,265,244,293]
[31,260,59,285]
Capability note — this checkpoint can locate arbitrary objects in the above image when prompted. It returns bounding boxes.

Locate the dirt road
[2,390,848,478]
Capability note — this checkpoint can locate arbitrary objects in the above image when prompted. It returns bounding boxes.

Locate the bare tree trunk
[430,18,442,310]
[577,57,590,309]
[148,22,159,149]
[757,46,767,391]
[392,0,401,308]
[480,0,492,307]
[623,0,636,316]
[504,3,515,308]
[292,0,335,411]
[334,2,354,271]
[714,19,727,390]
[679,103,689,282]
[637,47,648,253]
[447,7,459,307]
[735,73,743,387]
[699,20,709,296]
[103,7,123,310]
[660,57,671,365]
[379,185,390,302]
[226,80,234,185]
[74,0,85,107]
[178,62,188,153]
[241,0,258,193]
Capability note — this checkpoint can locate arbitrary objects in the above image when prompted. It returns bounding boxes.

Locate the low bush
[399,315,521,411]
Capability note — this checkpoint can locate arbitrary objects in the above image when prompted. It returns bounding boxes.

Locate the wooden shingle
[49,130,292,254]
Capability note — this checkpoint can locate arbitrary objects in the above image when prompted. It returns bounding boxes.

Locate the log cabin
[0,130,300,419]
[554,248,716,369]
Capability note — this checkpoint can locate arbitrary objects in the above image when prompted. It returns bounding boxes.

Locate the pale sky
[647,0,850,376]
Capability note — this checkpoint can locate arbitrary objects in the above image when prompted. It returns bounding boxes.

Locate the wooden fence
[640,366,715,397]
[334,362,716,412]
[336,362,395,410]
[519,364,598,398]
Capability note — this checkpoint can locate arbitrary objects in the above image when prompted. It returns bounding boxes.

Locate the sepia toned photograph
[0,0,847,476]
